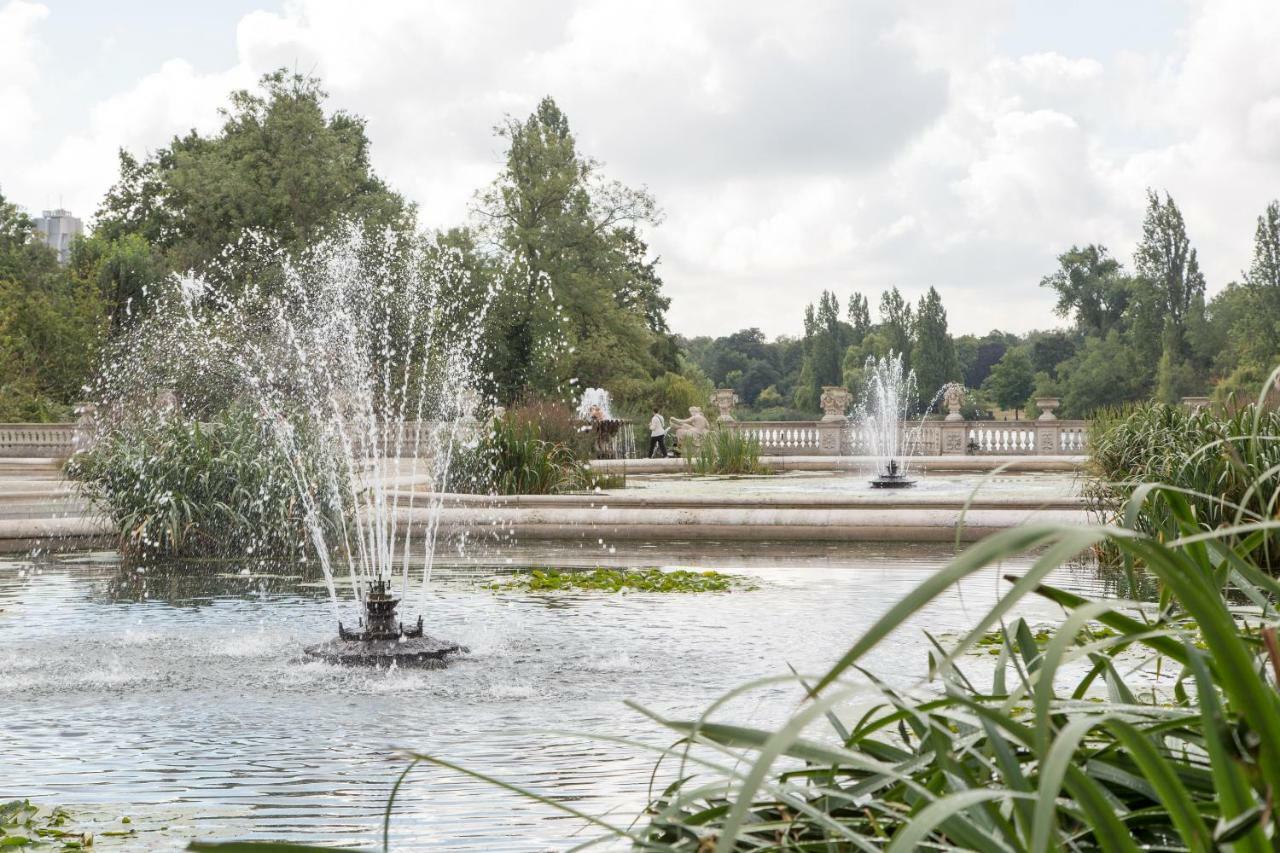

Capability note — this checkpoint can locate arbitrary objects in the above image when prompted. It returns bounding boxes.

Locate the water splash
[87,227,496,627]
[855,353,920,483]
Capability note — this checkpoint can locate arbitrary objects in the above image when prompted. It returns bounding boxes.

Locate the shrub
[68,407,344,560]
[688,427,769,476]
[1087,398,1280,566]
[449,415,604,496]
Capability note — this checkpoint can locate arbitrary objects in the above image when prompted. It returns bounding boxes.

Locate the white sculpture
[670,406,711,449]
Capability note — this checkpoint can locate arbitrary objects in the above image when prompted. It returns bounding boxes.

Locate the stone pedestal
[1035,398,1060,421]
[819,386,851,422]
[710,389,738,422]
[817,419,845,455]
[940,420,968,454]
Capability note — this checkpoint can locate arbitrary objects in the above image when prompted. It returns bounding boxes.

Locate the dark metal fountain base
[305,634,465,668]
[304,579,466,668]
[869,460,916,489]
[870,476,916,489]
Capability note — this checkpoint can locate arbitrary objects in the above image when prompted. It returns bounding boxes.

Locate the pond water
[622,469,1082,502]
[1,542,1103,850]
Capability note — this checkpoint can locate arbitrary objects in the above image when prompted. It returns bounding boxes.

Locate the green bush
[68,407,343,560]
[688,427,769,476]
[449,415,606,496]
[1087,398,1280,566]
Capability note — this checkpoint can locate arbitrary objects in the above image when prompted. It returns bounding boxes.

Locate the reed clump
[688,428,770,476]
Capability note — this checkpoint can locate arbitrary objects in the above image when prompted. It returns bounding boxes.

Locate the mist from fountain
[89,228,497,632]
[576,388,613,420]
[855,353,921,488]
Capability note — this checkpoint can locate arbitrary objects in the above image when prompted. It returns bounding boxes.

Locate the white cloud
[3,0,1279,338]
[0,0,47,159]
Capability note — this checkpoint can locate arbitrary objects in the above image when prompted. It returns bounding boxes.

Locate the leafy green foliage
[450,415,602,496]
[486,567,749,593]
[68,407,343,560]
[474,96,671,402]
[0,800,95,848]
[1087,398,1280,565]
[982,347,1036,410]
[688,428,770,476]
[95,70,412,292]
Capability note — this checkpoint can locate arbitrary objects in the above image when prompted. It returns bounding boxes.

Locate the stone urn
[1035,397,1060,421]
[710,389,738,422]
[819,386,852,422]
[943,383,965,422]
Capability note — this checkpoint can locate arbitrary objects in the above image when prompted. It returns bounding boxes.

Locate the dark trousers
[648,434,667,458]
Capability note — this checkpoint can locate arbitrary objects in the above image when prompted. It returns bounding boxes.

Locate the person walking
[647,407,667,458]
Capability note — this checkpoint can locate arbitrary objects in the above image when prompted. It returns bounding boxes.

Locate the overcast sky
[3,0,1278,338]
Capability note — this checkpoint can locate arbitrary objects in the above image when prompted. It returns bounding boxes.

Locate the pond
[1,542,1104,850]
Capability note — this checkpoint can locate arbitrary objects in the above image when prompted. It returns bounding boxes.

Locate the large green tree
[910,286,959,408]
[474,96,669,401]
[0,189,105,420]
[982,348,1035,412]
[878,287,913,368]
[96,69,412,290]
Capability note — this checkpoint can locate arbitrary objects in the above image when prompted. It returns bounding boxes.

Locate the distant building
[33,209,83,264]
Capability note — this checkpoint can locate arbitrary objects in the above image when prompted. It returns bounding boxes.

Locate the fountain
[304,579,464,667]
[89,228,492,667]
[857,353,920,489]
[577,387,634,459]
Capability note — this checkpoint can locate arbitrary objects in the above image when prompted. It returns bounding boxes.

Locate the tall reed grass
[1088,383,1280,567]
[69,407,342,560]
[688,428,770,476]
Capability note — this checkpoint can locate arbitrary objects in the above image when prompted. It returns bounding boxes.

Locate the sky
[3,0,1279,339]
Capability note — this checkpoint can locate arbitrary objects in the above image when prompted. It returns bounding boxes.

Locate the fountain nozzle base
[304,579,466,668]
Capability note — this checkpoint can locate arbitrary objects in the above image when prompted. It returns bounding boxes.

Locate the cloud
[0,0,48,159]
[3,0,1279,339]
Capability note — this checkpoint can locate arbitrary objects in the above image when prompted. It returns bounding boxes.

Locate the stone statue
[670,406,711,449]
[943,383,965,421]
[819,386,851,422]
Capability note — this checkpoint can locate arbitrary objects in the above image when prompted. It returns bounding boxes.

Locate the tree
[846,292,871,345]
[1039,245,1131,337]
[96,70,413,290]
[0,188,105,419]
[878,287,913,368]
[982,348,1035,412]
[474,96,668,401]
[1134,190,1206,385]
[795,291,847,410]
[910,286,959,408]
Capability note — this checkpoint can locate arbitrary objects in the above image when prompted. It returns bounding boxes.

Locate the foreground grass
[486,567,751,593]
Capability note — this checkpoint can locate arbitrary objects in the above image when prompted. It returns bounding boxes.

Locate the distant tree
[982,348,1036,412]
[878,287,913,368]
[1040,245,1131,337]
[910,286,959,408]
[1026,330,1077,379]
[846,292,871,345]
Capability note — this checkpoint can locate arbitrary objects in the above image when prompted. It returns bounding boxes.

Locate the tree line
[686,192,1280,420]
[1,69,1276,422]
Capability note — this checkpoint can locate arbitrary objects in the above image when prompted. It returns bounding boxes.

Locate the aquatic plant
[1087,382,1280,566]
[486,567,750,593]
[688,428,769,476]
[68,407,344,560]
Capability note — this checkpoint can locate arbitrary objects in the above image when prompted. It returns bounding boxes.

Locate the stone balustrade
[0,423,79,458]
[721,417,1088,456]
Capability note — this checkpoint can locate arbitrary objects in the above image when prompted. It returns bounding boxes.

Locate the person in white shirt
[647,408,667,458]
